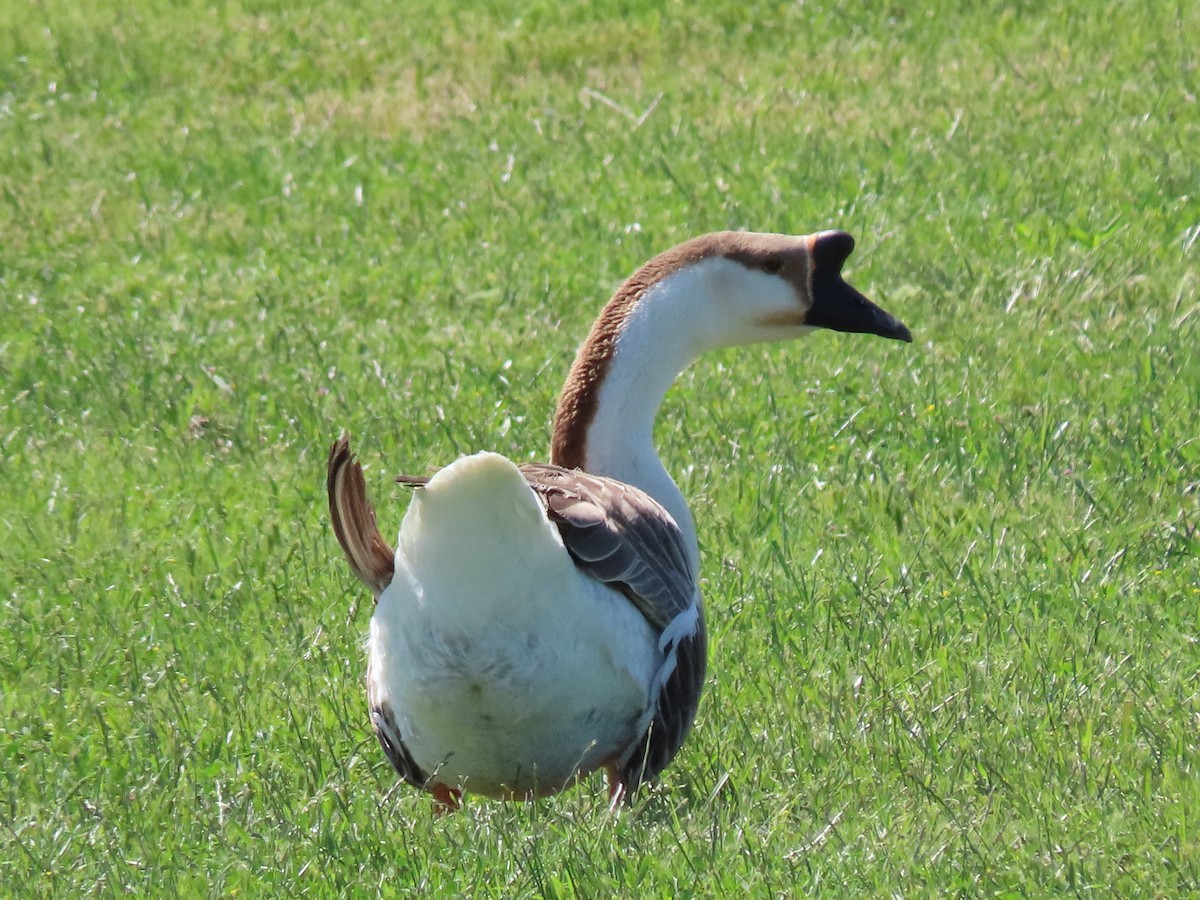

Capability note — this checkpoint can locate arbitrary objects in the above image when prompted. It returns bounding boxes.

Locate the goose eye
[762,258,783,274]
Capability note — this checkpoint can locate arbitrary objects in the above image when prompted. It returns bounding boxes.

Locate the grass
[1,0,1197,894]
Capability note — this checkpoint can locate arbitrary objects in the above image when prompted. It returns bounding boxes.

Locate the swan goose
[327,229,911,810]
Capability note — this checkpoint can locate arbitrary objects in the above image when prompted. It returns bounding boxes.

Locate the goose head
[626,229,912,354]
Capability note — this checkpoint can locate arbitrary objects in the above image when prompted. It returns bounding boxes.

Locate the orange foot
[430,783,463,815]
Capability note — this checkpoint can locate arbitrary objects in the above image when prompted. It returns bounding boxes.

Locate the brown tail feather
[327,435,395,599]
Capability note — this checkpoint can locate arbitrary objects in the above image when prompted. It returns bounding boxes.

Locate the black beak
[804,231,912,343]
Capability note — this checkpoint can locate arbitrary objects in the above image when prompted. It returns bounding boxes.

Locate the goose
[327,229,911,810]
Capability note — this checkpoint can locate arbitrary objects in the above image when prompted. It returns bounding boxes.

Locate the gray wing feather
[621,607,707,791]
[370,702,429,790]
[520,464,695,629]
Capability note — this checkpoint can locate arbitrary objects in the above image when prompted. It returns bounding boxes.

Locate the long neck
[551,273,712,574]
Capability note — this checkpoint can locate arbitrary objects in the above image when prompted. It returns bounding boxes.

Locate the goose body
[328,229,911,808]
[371,453,664,794]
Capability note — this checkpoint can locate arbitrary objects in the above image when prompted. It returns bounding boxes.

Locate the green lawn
[2,0,1197,894]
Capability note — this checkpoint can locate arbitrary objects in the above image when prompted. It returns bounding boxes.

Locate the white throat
[582,295,700,571]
